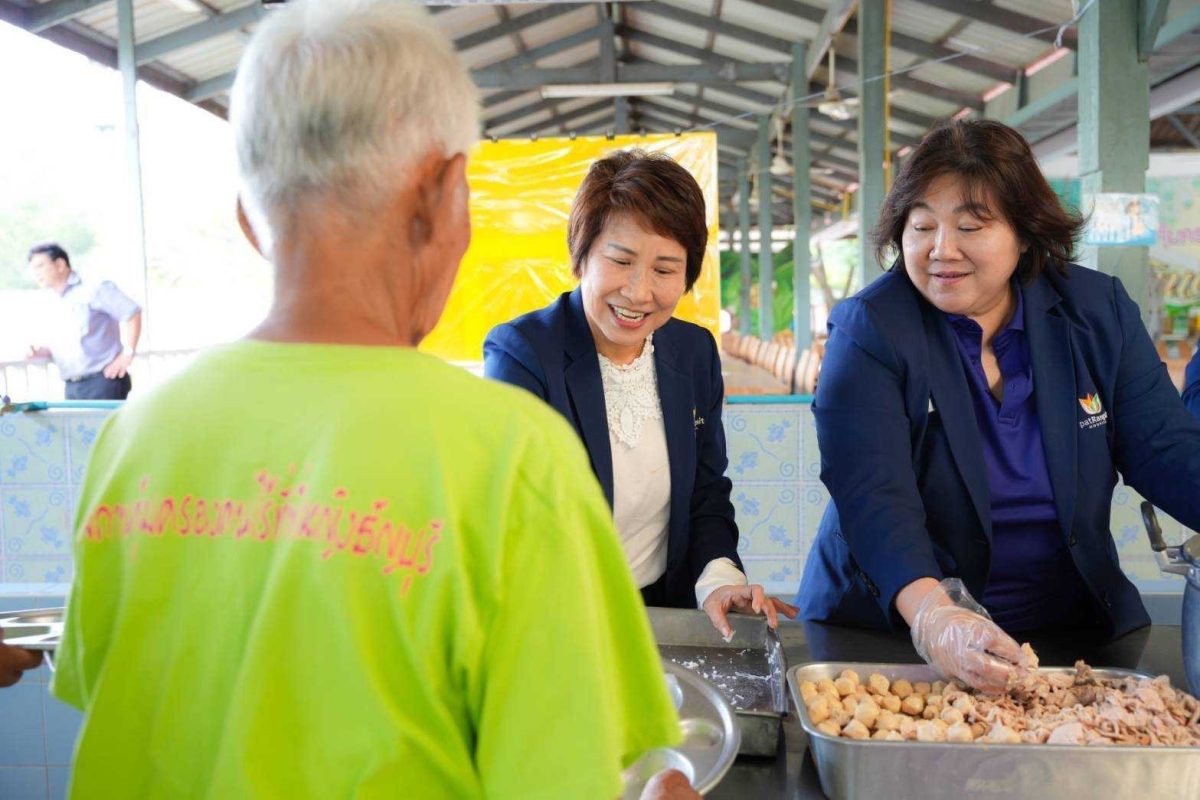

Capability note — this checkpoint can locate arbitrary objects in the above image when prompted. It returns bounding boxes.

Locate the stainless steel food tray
[623,661,741,798]
[0,607,63,651]
[788,662,1200,800]
[648,607,786,756]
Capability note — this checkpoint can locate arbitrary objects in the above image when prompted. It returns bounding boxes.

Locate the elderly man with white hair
[50,2,696,798]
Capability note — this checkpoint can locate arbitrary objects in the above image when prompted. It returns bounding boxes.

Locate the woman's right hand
[903,578,1025,694]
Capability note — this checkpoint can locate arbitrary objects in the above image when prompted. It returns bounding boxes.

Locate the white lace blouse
[599,335,746,605]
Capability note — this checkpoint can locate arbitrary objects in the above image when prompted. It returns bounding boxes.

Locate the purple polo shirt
[946,289,1096,632]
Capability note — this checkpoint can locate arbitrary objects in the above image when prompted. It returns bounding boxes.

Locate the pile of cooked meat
[799,651,1200,746]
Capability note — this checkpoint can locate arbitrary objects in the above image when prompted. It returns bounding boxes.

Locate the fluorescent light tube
[540,82,674,99]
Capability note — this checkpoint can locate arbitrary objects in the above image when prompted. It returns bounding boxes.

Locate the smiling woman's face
[902,174,1024,323]
[579,212,688,364]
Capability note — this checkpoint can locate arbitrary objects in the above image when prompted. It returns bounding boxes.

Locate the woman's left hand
[702,584,799,639]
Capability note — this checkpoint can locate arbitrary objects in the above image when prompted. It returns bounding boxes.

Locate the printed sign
[1082,193,1159,247]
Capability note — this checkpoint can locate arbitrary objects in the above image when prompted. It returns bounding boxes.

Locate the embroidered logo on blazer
[1078,393,1108,430]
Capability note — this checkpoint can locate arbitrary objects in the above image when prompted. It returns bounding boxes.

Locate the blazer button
[1102,592,1113,607]
[1069,533,1078,547]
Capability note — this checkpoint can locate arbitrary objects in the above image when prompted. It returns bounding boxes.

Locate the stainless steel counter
[707,621,1188,799]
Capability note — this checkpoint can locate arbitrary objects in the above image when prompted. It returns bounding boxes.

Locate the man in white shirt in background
[26,242,142,400]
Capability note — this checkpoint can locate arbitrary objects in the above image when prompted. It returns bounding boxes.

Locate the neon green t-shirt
[52,340,678,799]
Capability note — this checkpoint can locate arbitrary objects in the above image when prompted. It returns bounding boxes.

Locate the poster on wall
[420,132,721,363]
[1082,192,1159,247]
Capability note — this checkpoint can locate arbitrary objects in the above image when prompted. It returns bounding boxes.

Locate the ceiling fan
[800,47,895,121]
[766,111,842,178]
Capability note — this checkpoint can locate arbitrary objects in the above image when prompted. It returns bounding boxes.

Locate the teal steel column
[756,114,774,340]
[790,42,813,354]
[614,97,630,134]
[1078,0,1151,326]
[738,162,753,336]
[856,0,886,292]
[117,0,149,347]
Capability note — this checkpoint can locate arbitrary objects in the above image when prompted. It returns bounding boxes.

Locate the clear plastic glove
[909,578,1025,694]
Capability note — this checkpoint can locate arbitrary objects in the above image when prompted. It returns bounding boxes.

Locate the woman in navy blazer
[796,120,1200,692]
[485,150,796,636]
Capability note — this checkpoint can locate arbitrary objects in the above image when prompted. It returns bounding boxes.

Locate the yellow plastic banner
[421,132,721,362]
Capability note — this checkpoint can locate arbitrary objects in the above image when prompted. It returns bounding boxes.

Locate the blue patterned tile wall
[1,412,106,597]
[0,402,1188,601]
[723,403,821,595]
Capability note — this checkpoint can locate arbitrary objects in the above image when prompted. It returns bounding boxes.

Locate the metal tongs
[1141,500,1200,576]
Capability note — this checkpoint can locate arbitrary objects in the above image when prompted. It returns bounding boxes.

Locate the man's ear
[236,196,265,257]
[411,152,467,247]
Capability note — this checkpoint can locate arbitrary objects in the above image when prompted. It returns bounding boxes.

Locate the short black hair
[27,242,71,268]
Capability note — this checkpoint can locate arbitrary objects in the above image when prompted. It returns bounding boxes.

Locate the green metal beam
[484,25,604,78]
[27,0,109,33]
[638,0,795,55]
[913,0,1077,49]
[791,42,813,356]
[454,4,579,51]
[504,99,612,137]
[1139,0,1171,61]
[757,115,775,339]
[1167,114,1200,148]
[844,17,1015,84]
[1156,4,1200,48]
[185,72,235,103]
[483,90,527,113]
[738,162,753,336]
[1078,0,1151,323]
[473,61,791,90]
[831,53,984,112]
[742,0,824,24]
[117,0,149,349]
[136,4,263,66]
[1003,77,1079,128]
[804,0,857,80]
[857,0,886,288]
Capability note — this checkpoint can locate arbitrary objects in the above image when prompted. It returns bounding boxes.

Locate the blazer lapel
[564,289,614,508]
[920,301,993,540]
[652,329,694,558]
[1023,275,1077,541]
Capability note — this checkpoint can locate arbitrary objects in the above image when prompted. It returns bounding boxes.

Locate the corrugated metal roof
[993,0,1077,24]
[76,0,197,42]
[158,31,243,81]
[7,0,1196,214]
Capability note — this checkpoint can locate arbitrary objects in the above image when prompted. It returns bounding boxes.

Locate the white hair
[230,0,479,248]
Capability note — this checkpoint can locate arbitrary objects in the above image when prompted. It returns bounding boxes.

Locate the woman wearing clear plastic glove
[795,120,1200,692]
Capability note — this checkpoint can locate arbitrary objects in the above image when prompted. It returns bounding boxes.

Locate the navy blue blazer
[483,289,743,608]
[796,263,1200,639]
[1184,347,1200,421]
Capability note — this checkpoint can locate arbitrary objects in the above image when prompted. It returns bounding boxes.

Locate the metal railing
[0,349,199,402]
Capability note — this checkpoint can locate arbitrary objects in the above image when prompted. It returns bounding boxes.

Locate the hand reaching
[909,578,1023,693]
[702,583,799,640]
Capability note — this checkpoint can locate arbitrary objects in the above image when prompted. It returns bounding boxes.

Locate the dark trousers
[65,373,131,400]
